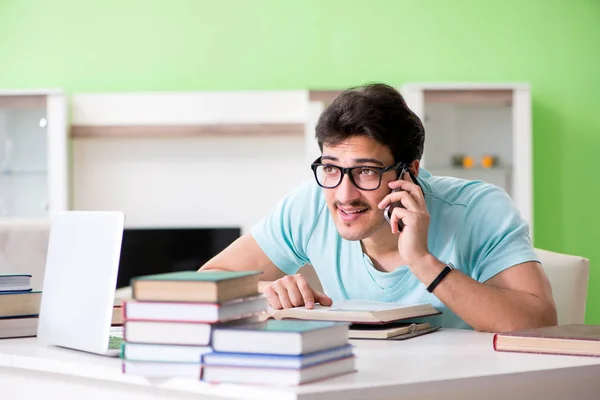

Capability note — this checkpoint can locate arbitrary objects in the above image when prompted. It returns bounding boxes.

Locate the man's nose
[335,174,361,203]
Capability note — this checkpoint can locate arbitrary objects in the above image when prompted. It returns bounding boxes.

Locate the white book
[123,295,267,323]
[122,342,212,363]
[0,316,38,339]
[122,360,201,378]
[0,274,32,292]
[212,320,349,355]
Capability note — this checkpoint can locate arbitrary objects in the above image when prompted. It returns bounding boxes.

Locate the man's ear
[409,160,420,177]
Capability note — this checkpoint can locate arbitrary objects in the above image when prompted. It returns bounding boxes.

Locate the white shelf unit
[69,91,317,233]
[0,90,68,218]
[400,83,533,237]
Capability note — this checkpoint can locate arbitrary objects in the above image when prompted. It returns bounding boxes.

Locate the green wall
[1,0,599,322]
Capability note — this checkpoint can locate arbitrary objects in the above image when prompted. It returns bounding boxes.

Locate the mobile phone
[384,168,423,233]
[384,168,408,232]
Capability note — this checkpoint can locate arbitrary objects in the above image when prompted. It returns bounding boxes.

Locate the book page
[274,300,426,314]
[326,300,427,312]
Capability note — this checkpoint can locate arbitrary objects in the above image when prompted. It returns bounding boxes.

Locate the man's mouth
[338,207,369,215]
[336,205,370,223]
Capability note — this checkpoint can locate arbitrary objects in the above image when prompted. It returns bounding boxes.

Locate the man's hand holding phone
[261,274,333,310]
[378,171,432,266]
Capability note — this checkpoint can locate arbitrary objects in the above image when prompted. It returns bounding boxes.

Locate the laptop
[37,210,126,357]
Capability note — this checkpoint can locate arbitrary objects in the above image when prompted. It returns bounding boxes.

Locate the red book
[493,324,600,357]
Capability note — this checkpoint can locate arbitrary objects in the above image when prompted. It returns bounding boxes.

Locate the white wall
[71,134,313,234]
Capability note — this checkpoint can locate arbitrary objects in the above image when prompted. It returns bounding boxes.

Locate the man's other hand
[262,274,333,310]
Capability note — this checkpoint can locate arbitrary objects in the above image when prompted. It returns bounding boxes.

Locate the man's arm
[410,256,557,332]
[382,174,558,333]
[199,233,331,307]
[199,233,286,287]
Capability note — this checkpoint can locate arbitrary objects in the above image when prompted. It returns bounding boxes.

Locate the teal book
[212,319,351,355]
[131,270,262,303]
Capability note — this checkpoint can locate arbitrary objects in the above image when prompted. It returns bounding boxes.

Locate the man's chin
[334,222,371,241]
[334,217,388,241]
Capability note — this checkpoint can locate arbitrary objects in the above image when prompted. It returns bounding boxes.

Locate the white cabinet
[0,90,68,218]
[401,83,533,236]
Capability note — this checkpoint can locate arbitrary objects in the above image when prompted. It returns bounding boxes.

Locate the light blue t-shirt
[251,168,539,329]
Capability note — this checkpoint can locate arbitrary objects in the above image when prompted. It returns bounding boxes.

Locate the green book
[132,270,260,283]
[131,270,262,303]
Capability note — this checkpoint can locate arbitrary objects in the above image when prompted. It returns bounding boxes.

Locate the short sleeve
[459,185,540,282]
[250,180,325,276]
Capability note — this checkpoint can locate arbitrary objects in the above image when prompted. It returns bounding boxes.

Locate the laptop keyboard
[109,325,124,350]
[108,335,124,350]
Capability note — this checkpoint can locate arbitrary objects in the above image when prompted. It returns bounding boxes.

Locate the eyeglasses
[310,156,406,191]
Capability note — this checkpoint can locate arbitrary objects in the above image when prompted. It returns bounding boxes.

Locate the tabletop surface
[1,329,600,399]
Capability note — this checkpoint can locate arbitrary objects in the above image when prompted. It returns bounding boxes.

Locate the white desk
[1,329,599,400]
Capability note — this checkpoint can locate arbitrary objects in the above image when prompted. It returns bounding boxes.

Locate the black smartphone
[384,168,421,232]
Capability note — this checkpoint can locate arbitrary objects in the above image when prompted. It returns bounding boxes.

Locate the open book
[268,300,441,324]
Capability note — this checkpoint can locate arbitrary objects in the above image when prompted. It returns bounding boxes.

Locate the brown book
[493,324,600,357]
[269,300,441,324]
[131,271,261,303]
[349,322,432,339]
[0,291,41,317]
[112,305,124,326]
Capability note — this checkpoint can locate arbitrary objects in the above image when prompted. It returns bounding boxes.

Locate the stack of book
[202,319,356,385]
[120,270,266,378]
[0,273,41,339]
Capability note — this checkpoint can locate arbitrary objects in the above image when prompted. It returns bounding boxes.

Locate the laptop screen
[116,227,241,288]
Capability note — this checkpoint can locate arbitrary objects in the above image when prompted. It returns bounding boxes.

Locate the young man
[200,83,557,332]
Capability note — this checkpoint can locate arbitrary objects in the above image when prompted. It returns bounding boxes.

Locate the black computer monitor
[116,227,241,288]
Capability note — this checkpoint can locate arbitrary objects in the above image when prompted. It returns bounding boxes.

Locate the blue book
[212,319,350,356]
[202,343,354,369]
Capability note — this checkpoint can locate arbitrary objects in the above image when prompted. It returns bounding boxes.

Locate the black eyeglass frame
[310,156,418,191]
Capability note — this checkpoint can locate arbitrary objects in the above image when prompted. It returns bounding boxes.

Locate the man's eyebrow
[353,158,385,166]
[321,155,385,166]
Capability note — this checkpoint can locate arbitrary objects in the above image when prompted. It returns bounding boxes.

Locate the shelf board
[0,95,47,109]
[309,90,342,105]
[1,169,47,176]
[424,90,513,106]
[70,123,305,138]
[425,165,512,177]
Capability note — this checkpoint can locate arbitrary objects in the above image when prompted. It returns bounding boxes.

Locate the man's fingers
[285,281,306,307]
[296,276,316,308]
[378,190,419,212]
[267,275,330,310]
[263,284,283,309]
[390,207,413,235]
[388,174,425,206]
[271,281,294,309]
[315,291,333,306]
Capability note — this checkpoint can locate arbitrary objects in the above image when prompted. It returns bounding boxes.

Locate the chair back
[535,248,590,325]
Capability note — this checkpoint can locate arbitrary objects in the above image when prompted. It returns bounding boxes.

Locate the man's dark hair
[315,83,425,163]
